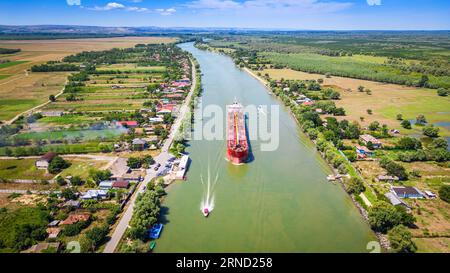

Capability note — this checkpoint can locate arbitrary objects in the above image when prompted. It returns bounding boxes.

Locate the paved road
[103,59,197,253]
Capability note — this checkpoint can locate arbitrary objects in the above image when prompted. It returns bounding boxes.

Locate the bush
[368,201,415,233]
[422,125,440,138]
[70,176,84,186]
[388,225,417,253]
[431,138,448,150]
[439,185,450,203]
[62,220,91,237]
[437,88,448,97]
[396,137,422,150]
[56,176,67,186]
[401,120,412,129]
[343,150,357,162]
[346,177,365,195]
[0,207,49,251]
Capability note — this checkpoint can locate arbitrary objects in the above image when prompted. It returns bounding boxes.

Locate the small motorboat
[203,208,210,217]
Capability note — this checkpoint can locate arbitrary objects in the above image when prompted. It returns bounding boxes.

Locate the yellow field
[260,68,450,137]
[0,37,176,122]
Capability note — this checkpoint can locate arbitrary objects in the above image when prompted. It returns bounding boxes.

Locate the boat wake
[200,164,219,217]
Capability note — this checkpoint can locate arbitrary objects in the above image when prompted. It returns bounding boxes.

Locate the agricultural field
[0,158,53,181]
[204,33,450,89]
[0,37,176,123]
[258,68,450,138]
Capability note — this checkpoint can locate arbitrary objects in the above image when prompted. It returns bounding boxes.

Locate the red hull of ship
[227,102,249,165]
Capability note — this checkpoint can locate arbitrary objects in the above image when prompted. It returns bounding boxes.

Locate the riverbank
[240,65,388,250]
[104,54,200,253]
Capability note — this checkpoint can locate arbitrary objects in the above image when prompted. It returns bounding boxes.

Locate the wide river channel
[155,42,376,252]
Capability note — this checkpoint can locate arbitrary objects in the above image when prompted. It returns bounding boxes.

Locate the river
[155,42,376,253]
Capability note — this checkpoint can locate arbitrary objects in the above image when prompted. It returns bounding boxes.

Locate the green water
[155,42,376,253]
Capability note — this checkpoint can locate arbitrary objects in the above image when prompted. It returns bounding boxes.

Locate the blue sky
[0,0,449,30]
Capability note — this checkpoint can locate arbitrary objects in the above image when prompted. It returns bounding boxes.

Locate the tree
[367,109,373,115]
[56,176,67,186]
[401,120,412,129]
[431,138,448,150]
[388,225,417,253]
[358,86,365,92]
[396,114,403,121]
[422,125,440,138]
[346,177,365,195]
[437,88,448,97]
[368,121,380,131]
[439,185,450,203]
[368,201,402,233]
[416,114,427,125]
[49,95,56,102]
[89,169,112,184]
[127,157,142,169]
[397,137,422,150]
[70,176,83,186]
[366,141,374,150]
[385,161,408,181]
[48,156,71,174]
[418,74,429,87]
[83,225,109,252]
[61,188,77,201]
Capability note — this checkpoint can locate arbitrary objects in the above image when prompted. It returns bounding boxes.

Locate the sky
[0,0,449,30]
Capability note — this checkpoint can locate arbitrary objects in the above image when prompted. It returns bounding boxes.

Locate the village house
[99,181,114,190]
[149,117,164,124]
[59,213,91,225]
[41,111,64,117]
[391,186,424,199]
[376,175,399,183]
[80,190,108,200]
[116,121,139,128]
[132,138,147,151]
[60,200,81,209]
[46,227,61,239]
[385,192,411,209]
[35,152,57,170]
[359,134,382,149]
[112,180,130,189]
[355,145,374,159]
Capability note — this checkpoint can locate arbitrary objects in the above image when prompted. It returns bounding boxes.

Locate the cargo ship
[226,101,249,165]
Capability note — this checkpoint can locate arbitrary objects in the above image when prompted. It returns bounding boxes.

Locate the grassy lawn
[0,159,54,180]
[38,115,101,125]
[414,237,450,253]
[97,64,166,72]
[60,158,109,179]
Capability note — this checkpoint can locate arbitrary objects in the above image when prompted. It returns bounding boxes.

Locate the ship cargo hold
[226,101,249,165]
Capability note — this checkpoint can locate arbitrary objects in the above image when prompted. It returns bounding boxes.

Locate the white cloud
[156,8,177,16]
[367,0,381,6]
[66,0,81,6]
[185,0,352,13]
[89,2,149,12]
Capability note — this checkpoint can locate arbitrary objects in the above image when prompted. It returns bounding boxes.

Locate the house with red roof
[117,121,139,128]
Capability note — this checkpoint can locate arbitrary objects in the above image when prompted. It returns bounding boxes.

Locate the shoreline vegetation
[194,40,449,253]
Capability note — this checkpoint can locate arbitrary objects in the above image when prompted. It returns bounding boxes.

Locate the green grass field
[0,99,38,120]
[0,74,11,80]
[15,128,124,142]
[0,159,54,180]
[38,115,100,125]
[0,61,28,69]
[262,52,450,88]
